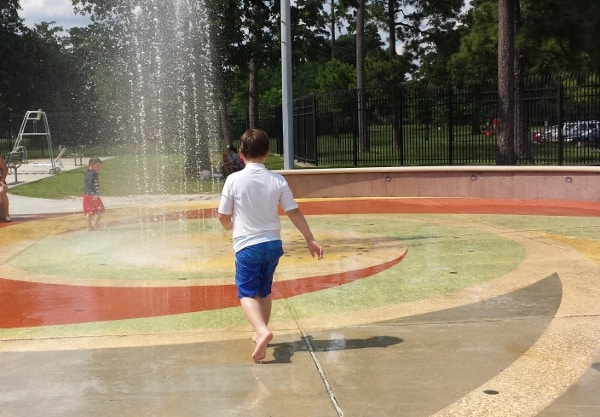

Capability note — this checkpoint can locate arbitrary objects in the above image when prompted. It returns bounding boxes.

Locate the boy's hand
[307,240,323,260]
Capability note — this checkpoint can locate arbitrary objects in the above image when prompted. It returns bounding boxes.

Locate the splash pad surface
[2,195,600,417]
[1,197,599,347]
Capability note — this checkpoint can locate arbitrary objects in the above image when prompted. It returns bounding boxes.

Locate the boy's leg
[84,195,94,230]
[86,214,94,230]
[240,296,273,362]
[0,190,9,217]
[259,295,272,326]
[251,295,272,343]
[235,240,282,361]
[93,214,102,228]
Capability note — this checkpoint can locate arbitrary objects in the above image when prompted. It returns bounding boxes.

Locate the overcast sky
[19,0,91,30]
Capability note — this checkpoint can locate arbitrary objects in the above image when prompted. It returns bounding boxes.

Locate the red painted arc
[0,250,406,329]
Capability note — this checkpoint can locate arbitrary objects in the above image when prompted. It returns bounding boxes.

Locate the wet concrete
[1,192,600,417]
[1,273,598,417]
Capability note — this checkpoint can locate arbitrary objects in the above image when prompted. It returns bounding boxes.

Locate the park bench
[67,145,86,166]
[6,151,24,183]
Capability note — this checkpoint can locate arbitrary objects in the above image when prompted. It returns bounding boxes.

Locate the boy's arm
[0,157,7,183]
[285,208,323,259]
[218,212,233,230]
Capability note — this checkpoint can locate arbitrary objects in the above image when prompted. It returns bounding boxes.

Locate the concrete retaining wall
[279,166,600,202]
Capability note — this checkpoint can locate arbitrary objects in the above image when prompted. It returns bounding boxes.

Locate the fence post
[310,95,318,166]
[396,86,405,165]
[447,83,454,165]
[557,75,564,165]
[353,89,359,166]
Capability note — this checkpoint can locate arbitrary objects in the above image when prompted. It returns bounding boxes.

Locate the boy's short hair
[89,156,103,165]
[240,128,269,159]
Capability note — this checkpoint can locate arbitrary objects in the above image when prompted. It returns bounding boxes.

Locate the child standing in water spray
[218,128,323,362]
[83,156,105,231]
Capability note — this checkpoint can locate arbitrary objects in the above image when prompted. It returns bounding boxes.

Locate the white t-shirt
[218,162,298,253]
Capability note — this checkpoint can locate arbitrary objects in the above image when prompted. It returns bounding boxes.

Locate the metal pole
[281,0,294,169]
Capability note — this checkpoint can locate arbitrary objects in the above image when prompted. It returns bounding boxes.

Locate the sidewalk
[6,157,217,216]
[6,156,88,186]
[6,157,92,216]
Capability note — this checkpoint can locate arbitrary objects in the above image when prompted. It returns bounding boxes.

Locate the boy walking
[218,128,323,362]
[83,156,105,231]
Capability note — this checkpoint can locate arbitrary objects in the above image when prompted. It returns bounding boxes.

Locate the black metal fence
[3,73,600,166]
[276,73,600,166]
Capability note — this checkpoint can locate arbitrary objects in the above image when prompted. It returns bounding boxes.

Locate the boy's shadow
[265,335,403,364]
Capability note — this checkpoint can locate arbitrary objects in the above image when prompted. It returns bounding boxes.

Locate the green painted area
[8,218,230,281]
[284,214,525,319]
[467,214,600,240]
[1,213,531,340]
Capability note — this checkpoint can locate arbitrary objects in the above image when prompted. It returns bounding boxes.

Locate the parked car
[542,125,560,141]
[542,120,600,144]
[564,120,600,144]
[542,123,574,142]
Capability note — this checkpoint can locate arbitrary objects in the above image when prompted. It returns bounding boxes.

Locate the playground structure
[6,110,62,182]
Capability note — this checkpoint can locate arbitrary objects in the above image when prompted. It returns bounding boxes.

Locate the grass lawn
[9,154,285,199]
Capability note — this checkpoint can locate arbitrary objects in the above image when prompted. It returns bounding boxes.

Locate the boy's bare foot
[252,329,273,362]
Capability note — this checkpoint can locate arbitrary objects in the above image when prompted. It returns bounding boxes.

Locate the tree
[497,0,517,164]
[355,0,369,153]
[448,1,499,81]
[366,0,464,153]
[66,22,127,145]
[327,0,339,59]
[243,0,330,129]
[206,0,245,146]
[235,0,277,129]
[27,23,87,113]
[512,1,532,164]
[0,0,23,33]
[519,0,600,74]
[452,0,536,164]
[71,0,219,178]
[335,0,386,154]
[1,9,91,142]
[497,0,532,165]
[316,59,356,91]
[324,0,352,60]
[368,0,464,79]
[0,0,26,136]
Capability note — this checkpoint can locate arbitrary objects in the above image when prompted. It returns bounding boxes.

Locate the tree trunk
[514,55,533,164]
[356,0,369,153]
[497,0,517,165]
[219,98,232,147]
[248,57,259,129]
[330,0,336,60]
[248,3,260,129]
[387,0,396,56]
[388,0,401,153]
[513,0,534,164]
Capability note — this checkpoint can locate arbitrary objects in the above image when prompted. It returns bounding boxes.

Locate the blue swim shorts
[235,240,284,299]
